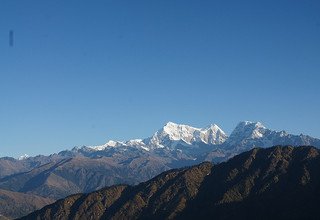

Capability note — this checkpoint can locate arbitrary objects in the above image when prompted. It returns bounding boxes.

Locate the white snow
[145,121,227,149]
[140,146,150,151]
[87,140,125,151]
[60,120,318,155]
[18,154,29,160]
[84,121,227,152]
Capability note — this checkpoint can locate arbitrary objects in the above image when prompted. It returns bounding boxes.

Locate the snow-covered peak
[237,121,266,129]
[162,122,199,142]
[18,154,29,160]
[105,140,121,147]
[125,139,145,146]
[145,121,227,149]
[57,120,320,157]
[234,121,266,135]
[87,140,125,151]
[200,124,228,144]
[223,121,320,152]
[225,121,268,145]
[84,138,148,152]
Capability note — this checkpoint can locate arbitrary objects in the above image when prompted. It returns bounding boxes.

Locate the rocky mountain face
[20,146,320,220]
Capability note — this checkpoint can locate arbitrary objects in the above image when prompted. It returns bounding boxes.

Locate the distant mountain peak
[224,121,269,147]
[233,121,267,135]
[75,121,319,154]
[223,121,320,151]
[87,140,125,151]
[164,121,179,127]
[105,140,121,147]
[161,122,199,141]
[237,121,266,129]
[202,123,221,130]
[145,122,227,149]
[17,154,29,160]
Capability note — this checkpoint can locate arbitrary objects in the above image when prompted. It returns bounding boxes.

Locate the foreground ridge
[20,146,320,220]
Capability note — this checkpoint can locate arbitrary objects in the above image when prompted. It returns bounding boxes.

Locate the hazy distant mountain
[0,154,65,178]
[0,151,170,200]
[20,146,320,220]
[0,189,54,219]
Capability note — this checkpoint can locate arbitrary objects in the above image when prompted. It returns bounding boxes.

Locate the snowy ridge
[145,122,227,149]
[223,121,320,151]
[225,121,267,146]
[18,154,30,160]
[87,140,125,151]
[87,121,227,151]
[81,121,320,154]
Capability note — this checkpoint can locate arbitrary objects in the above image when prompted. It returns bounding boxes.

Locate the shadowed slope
[20,162,212,220]
[180,146,320,220]
[0,189,54,219]
[20,146,320,220]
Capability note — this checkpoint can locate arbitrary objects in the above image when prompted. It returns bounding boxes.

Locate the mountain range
[78,121,320,154]
[20,146,320,220]
[0,121,320,218]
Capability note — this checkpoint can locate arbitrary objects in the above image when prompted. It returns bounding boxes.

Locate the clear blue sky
[1,0,320,157]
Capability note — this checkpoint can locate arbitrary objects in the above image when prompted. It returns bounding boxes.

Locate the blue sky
[1,0,320,157]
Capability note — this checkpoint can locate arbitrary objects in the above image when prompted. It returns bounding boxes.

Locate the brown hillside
[20,146,320,220]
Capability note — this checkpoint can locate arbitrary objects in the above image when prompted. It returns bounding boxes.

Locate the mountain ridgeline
[20,146,320,220]
[0,121,320,218]
[1,122,318,196]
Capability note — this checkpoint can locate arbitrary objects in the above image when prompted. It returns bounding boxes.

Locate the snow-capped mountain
[79,121,320,157]
[85,139,148,152]
[144,122,227,150]
[224,121,268,147]
[87,140,125,150]
[223,121,320,152]
[86,122,227,152]
[17,154,30,160]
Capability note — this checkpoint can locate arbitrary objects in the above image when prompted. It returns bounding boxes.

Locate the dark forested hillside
[20,146,320,220]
